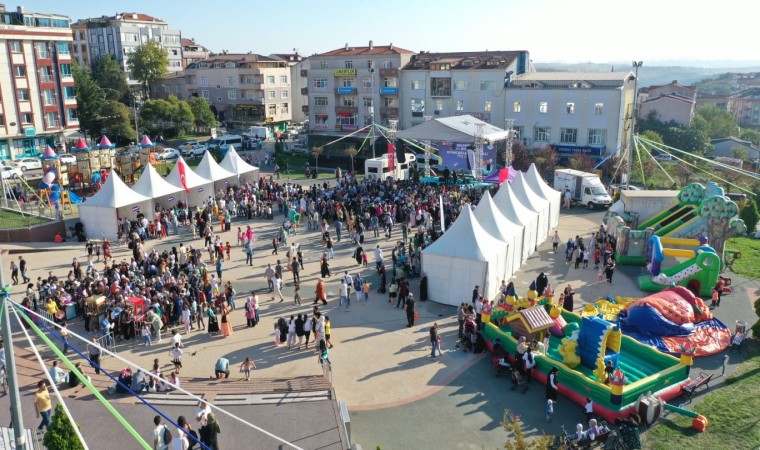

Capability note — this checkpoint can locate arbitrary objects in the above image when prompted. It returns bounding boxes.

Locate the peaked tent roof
[81,171,150,208]
[219,147,258,176]
[395,114,510,143]
[525,163,559,200]
[493,180,537,228]
[132,164,184,198]
[474,191,523,242]
[194,152,237,182]
[511,171,544,212]
[165,156,212,189]
[423,205,502,261]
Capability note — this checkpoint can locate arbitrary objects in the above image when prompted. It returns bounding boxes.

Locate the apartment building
[398,51,530,130]
[270,52,309,123]
[305,41,415,151]
[71,12,182,83]
[727,88,760,128]
[182,38,209,68]
[638,80,697,126]
[504,72,636,160]
[179,53,292,126]
[0,5,78,160]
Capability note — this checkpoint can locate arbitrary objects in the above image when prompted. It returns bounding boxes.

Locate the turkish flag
[498,167,509,186]
[178,160,189,193]
[387,142,395,171]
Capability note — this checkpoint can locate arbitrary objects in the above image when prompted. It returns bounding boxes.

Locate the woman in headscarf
[546,366,559,402]
[199,411,221,450]
[536,272,549,297]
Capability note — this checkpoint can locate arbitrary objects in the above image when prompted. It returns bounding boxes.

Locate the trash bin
[735,320,747,334]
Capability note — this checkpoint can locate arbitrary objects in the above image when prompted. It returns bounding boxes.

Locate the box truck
[553,169,612,210]
[364,153,417,181]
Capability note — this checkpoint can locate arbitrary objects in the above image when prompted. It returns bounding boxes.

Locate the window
[534,126,551,142]
[217,96,222,101]
[435,99,443,111]
[344,60,353,69]
[313,78,328,88]
[281,90,288,99]
[362,77,372,88]
[315,114,328,126]
[245,91,254,100]
[282,103,289,114]
[484,100,492,112]
[566,102,575,114]
[21,113,33,124]
[430,78,451,96]
[280,75,288,84]
[539,101,548,113]
[267,90,276,99]
[363,97,373,107]
[513,101,521,113]
[57,42,70,54]
[382,60,392,69]
[10,41,21,52]
[228,90,236,100]
[314,97,328,106]
[64,86,76,99]
[163,85,170,93]
[337,114,358,127]
[342,97,356,107]
[40,66,52,82]
[268,104,277,116]
[34,42,49,58]
[411,80,424,90]
[382,78,397,88]
[411,99,425,113]
[0,113,4,126]
[342,78,354,88]
[201,90,209,99]
[200,76,208,85]
[560,128,577,143]
[513,126,523,140]
[45,112,59,127]
[17,89,30,101]
[212,62,223,68]
[453,80,467,91]
[480,80,495,91]
[588,129,607,145]
[13,66,26,77]
[176,84,181,93]
[320,61,328,69]
[456,100,464,111]
[594,103,604,115]
[43,90,56,105]
[67,108,78,121]
[228,76,235,86]
[59,63,72,77]
[265,75,274,84]
[383,97,397,107]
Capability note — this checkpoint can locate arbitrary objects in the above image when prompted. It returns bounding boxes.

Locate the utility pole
[627,61,643,189]
[132,93,140,143]
[1,250,27,449]
[504,119,515,168]
[0,167,8,208]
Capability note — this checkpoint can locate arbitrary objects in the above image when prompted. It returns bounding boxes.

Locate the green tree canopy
[100,100,136,145]
[739,129,760,145]
[44,404,84,450]
[127,40,168,98]
[694,105,740,139]
[186,97,218,131]
[139,96,195,138]
[90,55,131,103]
[72,64,104,140]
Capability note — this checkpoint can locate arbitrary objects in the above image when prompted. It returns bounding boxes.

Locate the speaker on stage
[395,140,406,163]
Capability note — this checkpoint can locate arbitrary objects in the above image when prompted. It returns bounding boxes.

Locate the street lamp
[627,61,643,188]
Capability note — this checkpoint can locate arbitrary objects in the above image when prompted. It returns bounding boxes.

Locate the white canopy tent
[525,163,561,231]
[493,181,539,265]
[79,172,153,242]
[474,191,524,280]
[512,171,551,242]
[395,114,510,143]
[194,152,238,191]
[165,156,213,207]
[131,164,184,209]
[219,147,260,183]
[422,206,506,305]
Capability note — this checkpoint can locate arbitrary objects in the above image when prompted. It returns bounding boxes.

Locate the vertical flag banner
[178,160,190,193]
[387,142,395,171]
[439,195,445,233]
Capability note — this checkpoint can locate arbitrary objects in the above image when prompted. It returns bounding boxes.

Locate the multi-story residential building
[696,92,729,111]
[398,51,530,130]
[637,80,697,126]
[306,41,415,152]
[71,12,182,84]
[0,5,78,160]
[177,53,292,126]
[504,72,636,161]
[182,38,209,68]
[270,52,309,124]
[727,88,760,128]
[150,71,188,100]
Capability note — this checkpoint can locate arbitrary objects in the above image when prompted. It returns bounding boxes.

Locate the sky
[24,0,760,66]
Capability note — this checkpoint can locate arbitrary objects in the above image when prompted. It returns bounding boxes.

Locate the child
[363,280,371,302]
[597,268,604,283]
[584,398,594,422]
[583,249,589,269]
[294,282,302,306]
[594,248,601,270]
[237,227,244,246]
[710,287,720,307]
[225,242,231,261]
[274,323,281,347]
[94,242,102,262]
[361,251,368,268]
[546,399,554,423]
[141,323,152,346]
[318,339,331,366]
[240,357,256,381]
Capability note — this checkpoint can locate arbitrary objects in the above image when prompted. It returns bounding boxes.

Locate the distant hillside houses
[638,80,696,126]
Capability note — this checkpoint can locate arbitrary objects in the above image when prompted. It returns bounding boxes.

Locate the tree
[568,154,595,172]
[44,404,84,450]
[699,195,747,256]
[312,146,324,174]
[166,96,195,136]
[139,98,174,137]
[127,40,169,99]
[344,145,359,173]
[90,55,131,103]
[739,199,759,235]
[508,141,530,171]
[739,129,760,146]
[694,105,740,139]
[532,145,558,178]
[186,97,217,131]
[502,410,551,450]
[72,64,104,140]
[99,100,136,145]
[732,146,749,161]
[674,162,694,188]
[640,129,664,146]
[601,154,627,184]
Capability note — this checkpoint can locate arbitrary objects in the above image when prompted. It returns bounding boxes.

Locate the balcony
[380,107,399,117]
[335,106,358,115]
[379,68,398,78]
[301,87,308,95]
[335,87,357,95]
[430,89,451,97]
[300,69,307,77]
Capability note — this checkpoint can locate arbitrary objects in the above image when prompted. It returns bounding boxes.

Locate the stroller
[456,318,478,352]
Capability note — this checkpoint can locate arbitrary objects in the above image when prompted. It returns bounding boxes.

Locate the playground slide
[637,202,682,230]
[655,207,698,237]
[637,252,721,296]
[67,191,83,204]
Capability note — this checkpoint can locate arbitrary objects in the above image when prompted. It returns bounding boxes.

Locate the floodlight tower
[504,118,515,167]
[474,123,485,183]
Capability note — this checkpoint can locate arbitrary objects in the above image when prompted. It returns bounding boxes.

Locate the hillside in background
[534,62,760,89]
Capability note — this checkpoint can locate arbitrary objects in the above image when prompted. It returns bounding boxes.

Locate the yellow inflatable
[593,357,608,383]
[558,338,580,368]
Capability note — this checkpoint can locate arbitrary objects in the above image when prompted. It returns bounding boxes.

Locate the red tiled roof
[181,38,195,46]
[642,93,696,104]
[318,44,415,57]
[402,51,524,71]
[116,12,166,23]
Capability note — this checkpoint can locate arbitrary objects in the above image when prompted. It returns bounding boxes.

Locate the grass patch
[643,340,760,450]
[725,236,760,280]
[0,209,50,229]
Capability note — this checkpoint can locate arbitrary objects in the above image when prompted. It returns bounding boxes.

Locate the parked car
[14,157,42,171]
[157,148,181,160]
[1,164,22,179]
[181,142,207,157]
[59,154,76,164]
[291,143,310,154]
[726,193,748,202]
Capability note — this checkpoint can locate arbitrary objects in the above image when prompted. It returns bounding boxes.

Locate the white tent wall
[131,165,183,211]
[493,183,538,265]
[165,157,213,208]
[422,254,488,306]
[219,147,260,183]
[194,153,238,192]
[514,171,551,242]
[525,164,561,232]
[474,192,516,280]
[79,205,119,242]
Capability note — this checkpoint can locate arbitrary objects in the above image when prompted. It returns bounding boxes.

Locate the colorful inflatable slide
[637,235,721,296]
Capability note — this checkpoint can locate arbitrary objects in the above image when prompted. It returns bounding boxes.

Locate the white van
[365,153,416,181]
[207,135,243,151]
[243,126,270,140]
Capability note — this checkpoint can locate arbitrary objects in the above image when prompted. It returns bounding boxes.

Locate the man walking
[19,256,30,283]
[291,258,300,284]
[429,322,442,360]
[88,337,102,375]
[34,380,52,430]
[406,293,416,327]
[9,260,18,285]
